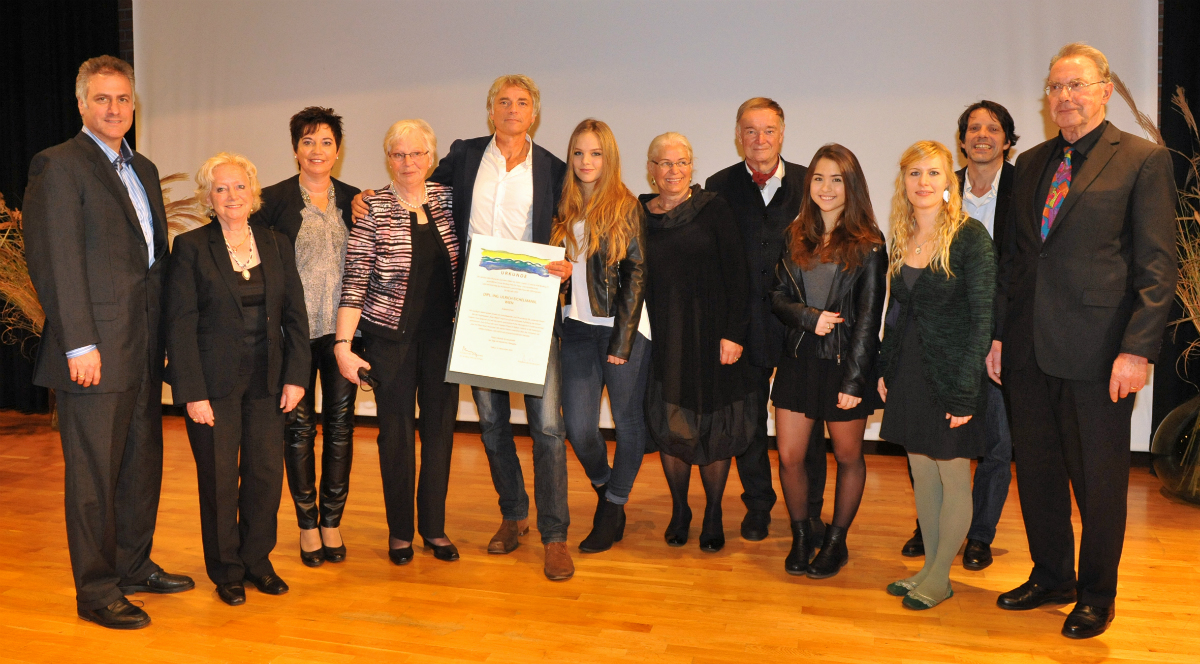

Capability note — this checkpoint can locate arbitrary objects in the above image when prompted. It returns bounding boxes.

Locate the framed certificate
[444,234,566,396]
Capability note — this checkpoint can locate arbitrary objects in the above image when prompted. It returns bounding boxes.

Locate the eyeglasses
[1044,80,1108,97]
[652,159,692,170]
[389,150,429,162]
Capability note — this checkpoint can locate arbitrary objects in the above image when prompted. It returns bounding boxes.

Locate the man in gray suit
[23,56,193,630]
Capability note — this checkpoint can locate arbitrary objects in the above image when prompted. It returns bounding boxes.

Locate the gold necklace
[913,236,933,255]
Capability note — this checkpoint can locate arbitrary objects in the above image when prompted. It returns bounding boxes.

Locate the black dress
[879,265,984,459]
[640,185,756,465]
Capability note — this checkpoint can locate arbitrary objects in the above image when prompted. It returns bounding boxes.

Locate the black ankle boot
[591,483,608,529]
[579,500,625,553]
[699,503,724,553]
[664,504,692,547]
[806,524,848,579]
[784,520,811,576]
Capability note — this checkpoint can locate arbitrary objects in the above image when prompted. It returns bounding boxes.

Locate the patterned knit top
[339,182,460,330]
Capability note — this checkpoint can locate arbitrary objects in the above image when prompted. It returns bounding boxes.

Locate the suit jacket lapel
[252,224,283,312]
[207,221,245,320]
[459,138,486,238]
[993,162,1014,254]
[1044,124,1120,243]
[735,164,767,210]
[532,143,552,243]
[78,133,144,241]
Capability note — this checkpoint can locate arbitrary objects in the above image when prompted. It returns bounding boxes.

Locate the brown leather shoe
[487,519,529,554]
[543,542,574,581]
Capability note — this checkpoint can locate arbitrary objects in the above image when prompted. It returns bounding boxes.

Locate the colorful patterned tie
[1040,147,1072,239]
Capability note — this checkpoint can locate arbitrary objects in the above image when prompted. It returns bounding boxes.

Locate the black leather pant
[283,334,357,530]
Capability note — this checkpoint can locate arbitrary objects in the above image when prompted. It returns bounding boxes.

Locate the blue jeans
[472,339,569,543]
[967,380,1013,543]
[560,318,652,505]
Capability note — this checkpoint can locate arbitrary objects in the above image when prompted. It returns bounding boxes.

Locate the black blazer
[996,122,1177,381]
[249,174,360,245]
[22,132,169,393]
[704,159,808,368]
[428,135,567,246]
[165,221,310,403]
[956,161,1014,259]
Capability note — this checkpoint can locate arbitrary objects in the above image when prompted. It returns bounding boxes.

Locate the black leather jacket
[563,207,648,359]
[769,242,887,397]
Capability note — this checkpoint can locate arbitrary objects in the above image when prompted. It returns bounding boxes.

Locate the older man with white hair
[989,42,1177,639]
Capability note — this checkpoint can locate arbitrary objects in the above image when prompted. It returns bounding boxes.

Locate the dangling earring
[943,189,950,202]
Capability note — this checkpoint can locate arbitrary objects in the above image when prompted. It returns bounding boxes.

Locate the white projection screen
[135,0,1161,449]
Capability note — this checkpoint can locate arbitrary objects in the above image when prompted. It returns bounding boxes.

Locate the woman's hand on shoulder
[350,190,377,223]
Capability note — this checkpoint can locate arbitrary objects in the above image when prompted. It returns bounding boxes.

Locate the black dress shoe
[664,505,692,547]
[901,524,924,557]
[962,539,993,571]
[1062,603,1115,639]
[806,524,849,579]
[244,572,289,595]
[216,582,246,606]
[77,597,150,630]
[740,509,770,541]
[119,570,196,594]
[389,545,414,565]
[422,538,460,561]
[996,580,1076,610]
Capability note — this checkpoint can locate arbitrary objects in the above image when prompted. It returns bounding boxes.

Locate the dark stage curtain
[1152,0,1200,434]
[0,1,120,412]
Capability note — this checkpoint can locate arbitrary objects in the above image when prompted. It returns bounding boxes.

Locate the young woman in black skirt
[769,143,886,578]
[877,140,995,609]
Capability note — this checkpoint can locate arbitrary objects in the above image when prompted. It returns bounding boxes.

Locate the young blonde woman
[552,119,650,554]
[877,140,995,609]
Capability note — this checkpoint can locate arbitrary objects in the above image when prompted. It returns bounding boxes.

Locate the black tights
[775,409,866,528]
[660,453,731,524]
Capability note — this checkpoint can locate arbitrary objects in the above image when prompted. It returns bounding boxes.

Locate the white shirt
[962,166,1003,239]
[468,135,535,241]
[565,220,651,339]
[746,158,786,205]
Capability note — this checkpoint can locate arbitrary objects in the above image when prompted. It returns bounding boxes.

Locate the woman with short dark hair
[250,106,361,567]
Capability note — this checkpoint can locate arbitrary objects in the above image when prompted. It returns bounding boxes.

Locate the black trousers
[284,334,357,529]
[57,365,163,610]
[186,369,284,585]
[362,330,458,542]
[1006,353,1135,608]
[739,365,826,516]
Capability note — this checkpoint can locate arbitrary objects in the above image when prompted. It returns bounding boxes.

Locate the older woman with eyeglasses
[333,119,462,566]
[639,132,755,553]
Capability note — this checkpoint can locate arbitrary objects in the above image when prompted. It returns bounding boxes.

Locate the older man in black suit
[704,98,827,544]
[23,56,194,630]
[989,43,1177,639]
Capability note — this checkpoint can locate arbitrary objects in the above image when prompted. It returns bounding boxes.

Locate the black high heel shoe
[421,538,460,562]
[388,545,414,565]
[698,504,725,553]
[664,505,692,547]
[300,533,325,568]
[321,527,347,563]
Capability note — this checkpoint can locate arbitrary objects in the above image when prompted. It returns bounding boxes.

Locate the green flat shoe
[902,588,953,610]
[887,580,916,596]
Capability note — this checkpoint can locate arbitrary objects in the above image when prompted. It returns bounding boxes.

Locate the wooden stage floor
[0,410,1197,663]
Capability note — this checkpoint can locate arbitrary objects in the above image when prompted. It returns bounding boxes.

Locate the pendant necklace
[225,228,255,280]
[914,237,932,255]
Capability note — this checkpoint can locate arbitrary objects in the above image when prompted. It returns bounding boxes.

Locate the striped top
[339,182,460,330]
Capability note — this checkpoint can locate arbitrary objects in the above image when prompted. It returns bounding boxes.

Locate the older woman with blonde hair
[877,140,995,609]
[333,119,462,566]
[639,132,754,553]
[166,152,310,606]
